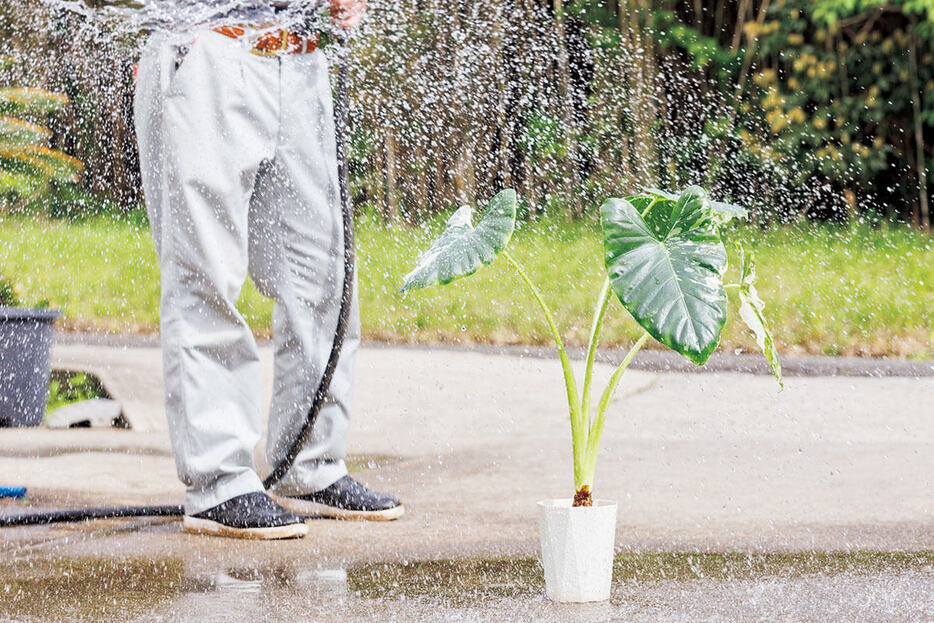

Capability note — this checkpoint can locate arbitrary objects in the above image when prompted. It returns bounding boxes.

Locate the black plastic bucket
[0,307,60,427]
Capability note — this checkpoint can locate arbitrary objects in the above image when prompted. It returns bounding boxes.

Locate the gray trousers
[134,29,358,514]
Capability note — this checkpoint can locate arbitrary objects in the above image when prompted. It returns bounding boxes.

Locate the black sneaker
[183,492,309,539]
[275,476,404,521]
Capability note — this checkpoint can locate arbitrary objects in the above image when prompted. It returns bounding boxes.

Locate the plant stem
[581,278,613,431]
[502,250,584,484]
[581,330,650,487]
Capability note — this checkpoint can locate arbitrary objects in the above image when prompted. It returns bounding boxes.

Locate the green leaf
[0,116,52,146]
[0,88,69,116]
[601,187,728,365]
[0,144,83,184]
[737,245,783,388]
[0,277,19,306]
[643,186,748,223]
[401,189,517,292]
[0,168,44,198]
[642,186,679,202]
[623,194,654,215]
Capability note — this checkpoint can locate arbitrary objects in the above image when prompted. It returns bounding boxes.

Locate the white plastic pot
[537,499,618,602]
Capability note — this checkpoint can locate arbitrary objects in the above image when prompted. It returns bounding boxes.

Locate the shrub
[0,86,84,212]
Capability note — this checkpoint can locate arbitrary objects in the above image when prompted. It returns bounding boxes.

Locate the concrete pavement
[1,342,930,557]
[2,342,933,621]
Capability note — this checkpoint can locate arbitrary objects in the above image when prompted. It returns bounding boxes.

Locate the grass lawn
[1,213,932,359]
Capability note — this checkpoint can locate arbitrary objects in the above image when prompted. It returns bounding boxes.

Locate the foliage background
[0,0,930,226]
[0,0,931,358]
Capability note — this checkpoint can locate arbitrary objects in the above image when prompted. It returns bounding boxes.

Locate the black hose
[263,33,355,490]
[0,505,184,528]
[0,36,355,528]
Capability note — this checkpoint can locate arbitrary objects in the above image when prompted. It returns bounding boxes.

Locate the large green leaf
[601,187,728,365]
[737,244,783,388]
[401,189,517,292]
[643,186,748,223]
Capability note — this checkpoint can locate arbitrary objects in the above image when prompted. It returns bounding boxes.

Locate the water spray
[0,28,357,529]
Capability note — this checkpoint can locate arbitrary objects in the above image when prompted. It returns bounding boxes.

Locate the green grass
[1,213,932,358]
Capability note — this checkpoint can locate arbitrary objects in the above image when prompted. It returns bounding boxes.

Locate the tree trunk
[619,0,658,184]
[908,22,930,230]
[552,0,583,215]
[384,131,399,221]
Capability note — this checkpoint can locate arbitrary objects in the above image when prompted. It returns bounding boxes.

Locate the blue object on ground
[0,487,27,499]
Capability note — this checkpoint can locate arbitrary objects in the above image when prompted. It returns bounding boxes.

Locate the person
[134,0,403,540]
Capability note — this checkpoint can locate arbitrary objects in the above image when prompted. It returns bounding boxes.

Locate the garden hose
[0,34,356,529]
[263,31,355,491]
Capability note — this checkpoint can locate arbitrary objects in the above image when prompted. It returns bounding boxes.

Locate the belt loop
[281,29,290,53]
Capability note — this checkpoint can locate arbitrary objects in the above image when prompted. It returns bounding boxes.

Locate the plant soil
[573,486,593,507]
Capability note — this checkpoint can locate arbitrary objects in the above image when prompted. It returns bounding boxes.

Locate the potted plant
[401,187,782,602]
[0,275,60,427]
[0,85,79,426]
[0,86,83,211]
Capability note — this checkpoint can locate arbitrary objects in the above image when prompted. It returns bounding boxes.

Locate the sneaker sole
[274,496,405,522]
[182,516,309,540]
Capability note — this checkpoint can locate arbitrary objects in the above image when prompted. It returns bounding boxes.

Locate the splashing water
[1,9,932,622]
[0,0,932,353]
[5,0,806,222]
[34,0,326,32]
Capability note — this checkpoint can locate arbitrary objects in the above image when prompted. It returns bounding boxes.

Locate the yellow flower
[753,69,776,87]
[762,87,783,110]
[788,107,807,124]
[766,110,787,133]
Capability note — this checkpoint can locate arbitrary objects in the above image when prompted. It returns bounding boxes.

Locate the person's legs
[247,48,358,498]
[249,47,402,521]
[136,30,280,515]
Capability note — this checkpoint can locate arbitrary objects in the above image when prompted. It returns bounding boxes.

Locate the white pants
[134,29,357,514]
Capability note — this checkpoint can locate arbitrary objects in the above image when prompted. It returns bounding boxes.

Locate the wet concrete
[2,552,932,622]
[2,343,933,620]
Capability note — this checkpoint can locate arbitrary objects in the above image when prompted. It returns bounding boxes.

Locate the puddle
[350,551,934,601]
[345,454,399,474]
[0,558,187,620]
[1,552,931,622]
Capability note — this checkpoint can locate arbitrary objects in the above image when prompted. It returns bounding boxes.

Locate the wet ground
[2,548,933,622]
[2,344,933,620]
